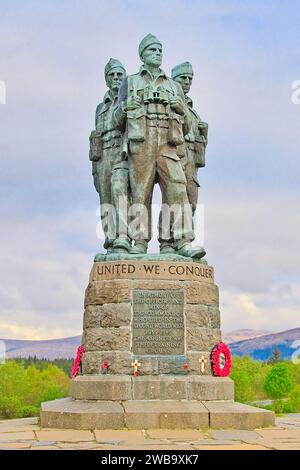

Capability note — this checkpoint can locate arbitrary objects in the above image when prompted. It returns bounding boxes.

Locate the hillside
[1,329,266,360]
[223,329,272,344]
[229,327,300,360]
[1,327,299,361]
[1,336,81,360]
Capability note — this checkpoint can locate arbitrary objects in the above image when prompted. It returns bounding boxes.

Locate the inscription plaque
[132,289,185,355]
[91,261,214,283]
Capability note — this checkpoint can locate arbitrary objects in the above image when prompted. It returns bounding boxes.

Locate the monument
[41,34,274,430]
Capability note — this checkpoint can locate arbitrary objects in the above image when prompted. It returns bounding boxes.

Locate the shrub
[0,361,70,419]
[231,356,270,402]
[285,362,300,386]
[0,396,22,419]
[286,385,300,412]
[263,363,293,399]
[231,367,254,402]
[20,405,40,418]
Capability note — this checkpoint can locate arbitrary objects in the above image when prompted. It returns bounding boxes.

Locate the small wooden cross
[199,356,207,374]
[132,359,141,375]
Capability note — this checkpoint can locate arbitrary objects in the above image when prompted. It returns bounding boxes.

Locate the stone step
[123,400,209,429]
[71,375,234,401]
[205,401,275,430]
[40,398,275,430]
[41,398,125,430]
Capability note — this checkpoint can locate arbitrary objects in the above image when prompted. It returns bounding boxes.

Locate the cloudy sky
[0,0,299,340]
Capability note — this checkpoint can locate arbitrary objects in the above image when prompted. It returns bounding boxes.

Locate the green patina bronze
[90,35,208,261]
[90,58,130,254]
[171,61,208,215]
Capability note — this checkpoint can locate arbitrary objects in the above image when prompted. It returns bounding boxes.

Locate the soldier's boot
[175,242,206,259]
[130,240,148,254]
[104,239,114,255]
[112,238,131,253]
[159,241,176,254]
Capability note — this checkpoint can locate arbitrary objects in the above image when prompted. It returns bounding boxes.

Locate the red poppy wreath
[211,342,232,377]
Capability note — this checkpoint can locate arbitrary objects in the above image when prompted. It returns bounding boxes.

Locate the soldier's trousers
[93,144,130,248]
[182,147,200,215]
[128,123,194,245]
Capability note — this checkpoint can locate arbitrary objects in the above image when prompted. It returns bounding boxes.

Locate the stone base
[40,398,275,430]
[82,260,221,377]
[71,375,234,401]
[46,259,275,431]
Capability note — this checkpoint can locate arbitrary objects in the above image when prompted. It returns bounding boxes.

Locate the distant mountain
[1,336,81,360]
[229,327,300,361]
[223,329,272,344]
[1,327,299,362]
[2,329,266,360]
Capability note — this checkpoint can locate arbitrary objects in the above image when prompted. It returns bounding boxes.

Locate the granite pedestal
[41,257,274,430]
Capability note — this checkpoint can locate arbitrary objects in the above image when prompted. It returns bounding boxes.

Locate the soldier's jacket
[114,65,192,147]
[89,90,122,162]
[180,95,208,168]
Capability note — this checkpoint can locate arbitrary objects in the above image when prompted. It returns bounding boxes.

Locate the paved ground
[0,414,300,450]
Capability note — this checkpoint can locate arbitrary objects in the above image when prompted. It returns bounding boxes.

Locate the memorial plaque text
[132,289,185,355]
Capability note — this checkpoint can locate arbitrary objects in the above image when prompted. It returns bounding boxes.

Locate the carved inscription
[132,289,185,355]
[92,261,214,283]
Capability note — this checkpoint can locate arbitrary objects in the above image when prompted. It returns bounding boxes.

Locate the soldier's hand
[127,95,142,111]
[169,96,184,115]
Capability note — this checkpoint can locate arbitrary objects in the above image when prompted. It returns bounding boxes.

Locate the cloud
[221,283,300,333]
[204,189,300,292]
[204,189,300,333]
[0,209,94,339]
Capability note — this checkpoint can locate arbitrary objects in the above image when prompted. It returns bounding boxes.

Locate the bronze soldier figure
[90,59,131,254]
[114,34,205,259]
[171,62,208,216]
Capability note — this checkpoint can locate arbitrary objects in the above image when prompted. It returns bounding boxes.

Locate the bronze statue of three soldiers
[90,34,208,259]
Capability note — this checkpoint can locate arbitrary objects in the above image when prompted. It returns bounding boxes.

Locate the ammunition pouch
[146,103,168,116]
[199,121,208,140]
[194,137,206,168]
[127,108,146,142]
[194,122,208,168]
[176,143,186,159]
[168,113,184,146]
[89,130,102,162]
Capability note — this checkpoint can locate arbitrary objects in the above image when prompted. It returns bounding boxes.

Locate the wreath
[71,345,85,379]
[211,342,231,377]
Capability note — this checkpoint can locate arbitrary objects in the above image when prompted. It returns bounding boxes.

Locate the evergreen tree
[267,347,281,364]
